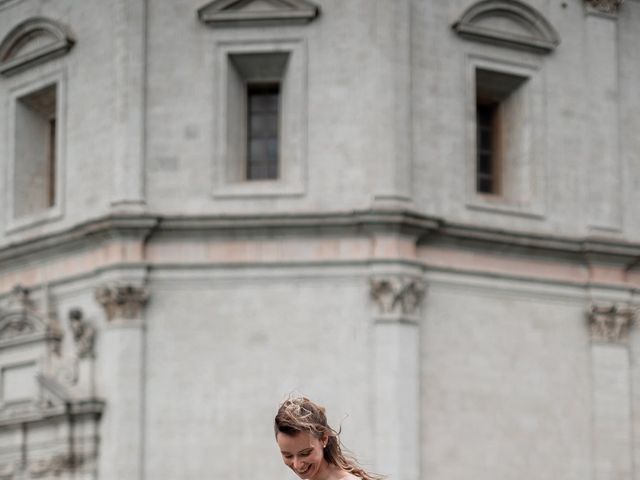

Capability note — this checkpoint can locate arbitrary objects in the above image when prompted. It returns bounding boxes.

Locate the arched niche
[0,17,75,77]
[452,0,560,54]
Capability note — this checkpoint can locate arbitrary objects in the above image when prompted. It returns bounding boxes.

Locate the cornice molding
[1,212,640,269]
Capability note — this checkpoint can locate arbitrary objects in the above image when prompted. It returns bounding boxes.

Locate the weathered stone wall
[0,1,638,480]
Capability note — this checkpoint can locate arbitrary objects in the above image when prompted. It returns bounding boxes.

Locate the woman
[274,396,382,480]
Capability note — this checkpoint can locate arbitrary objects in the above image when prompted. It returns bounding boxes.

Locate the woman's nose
[293,457,304,470]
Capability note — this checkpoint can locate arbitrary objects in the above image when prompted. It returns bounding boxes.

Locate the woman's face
[276,431,327,480]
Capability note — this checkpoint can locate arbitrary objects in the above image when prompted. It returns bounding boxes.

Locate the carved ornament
[370,276,427,317]
[452,0,560,54]
[95,284,149,321]
[589,303,636,343]
[585,0,624,14]
[0,285,61,344]
[198,0,319,27]
[0,17,75,77]
[68,308,95,358]
[29,453,84,477]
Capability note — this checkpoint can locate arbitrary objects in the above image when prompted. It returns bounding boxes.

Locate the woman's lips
[297,465,311,476]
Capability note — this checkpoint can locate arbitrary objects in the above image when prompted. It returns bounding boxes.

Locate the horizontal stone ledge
[1,211,639,265]
[0,399,105,428]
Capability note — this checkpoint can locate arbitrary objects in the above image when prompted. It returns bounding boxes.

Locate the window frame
[212,38,307,198]
[464,54,546,218]
[4,70,66,233]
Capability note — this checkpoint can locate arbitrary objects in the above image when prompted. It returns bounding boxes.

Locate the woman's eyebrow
[280,447,312,455]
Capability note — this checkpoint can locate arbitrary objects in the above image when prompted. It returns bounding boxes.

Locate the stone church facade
[0,0,638,479]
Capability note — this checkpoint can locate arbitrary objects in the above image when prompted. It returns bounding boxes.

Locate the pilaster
[584,0,623,231]
[588,302,636,480]
[111,0,147,211]
[370,275,426,480]
[95,283,149,480]
[371,0,413,208]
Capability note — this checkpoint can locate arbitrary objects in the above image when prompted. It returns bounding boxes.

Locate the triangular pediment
[0,17,75,77]
[198,0,319,27]
[452,0,559,54]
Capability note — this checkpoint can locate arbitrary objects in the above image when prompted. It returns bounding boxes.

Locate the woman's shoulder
[337,473,360,480]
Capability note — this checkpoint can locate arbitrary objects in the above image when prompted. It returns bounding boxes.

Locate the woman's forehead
[276,431,317,451]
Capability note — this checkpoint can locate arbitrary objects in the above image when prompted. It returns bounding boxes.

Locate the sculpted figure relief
[68,308,95,358]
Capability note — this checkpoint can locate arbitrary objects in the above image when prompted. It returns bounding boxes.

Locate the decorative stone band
[95,284,149,322]
[589,303,637,344]
[585,0,624,14]
[29,453,87,477]
[370,276,427,318]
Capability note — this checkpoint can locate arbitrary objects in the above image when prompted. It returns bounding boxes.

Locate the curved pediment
[198,0,319,27]
[0,17,75,77]
[452,0,560,53]
[0,309,54,348]
[0,286,61,347]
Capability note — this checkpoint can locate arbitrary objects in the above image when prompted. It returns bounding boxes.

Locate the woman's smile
[276,431,326,480]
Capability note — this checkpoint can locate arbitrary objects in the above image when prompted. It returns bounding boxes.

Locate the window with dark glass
[48,117,56,206]
[476,101,499,194]
[247,83,279,180]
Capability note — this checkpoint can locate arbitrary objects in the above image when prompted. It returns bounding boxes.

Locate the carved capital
[370,276,426,317]
[589,303,636,343]
[95,284,148,321]
[585,0,624,14]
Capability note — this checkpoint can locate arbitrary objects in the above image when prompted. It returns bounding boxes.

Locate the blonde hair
[274,396,383,480]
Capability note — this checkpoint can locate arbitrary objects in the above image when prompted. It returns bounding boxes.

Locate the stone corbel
[95,284,149,322]
[588,303,637,344]
[585,0,624,15]
[370,275,427,320]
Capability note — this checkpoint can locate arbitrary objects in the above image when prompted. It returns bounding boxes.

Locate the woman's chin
[299,465,316,479]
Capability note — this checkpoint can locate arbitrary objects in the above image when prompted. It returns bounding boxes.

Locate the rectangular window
[475,68,527,196]
[214,40,307,198]
[14,83,57,219]
[247,83,280,180]
[476,102,499,194]
[225,51,289,184]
